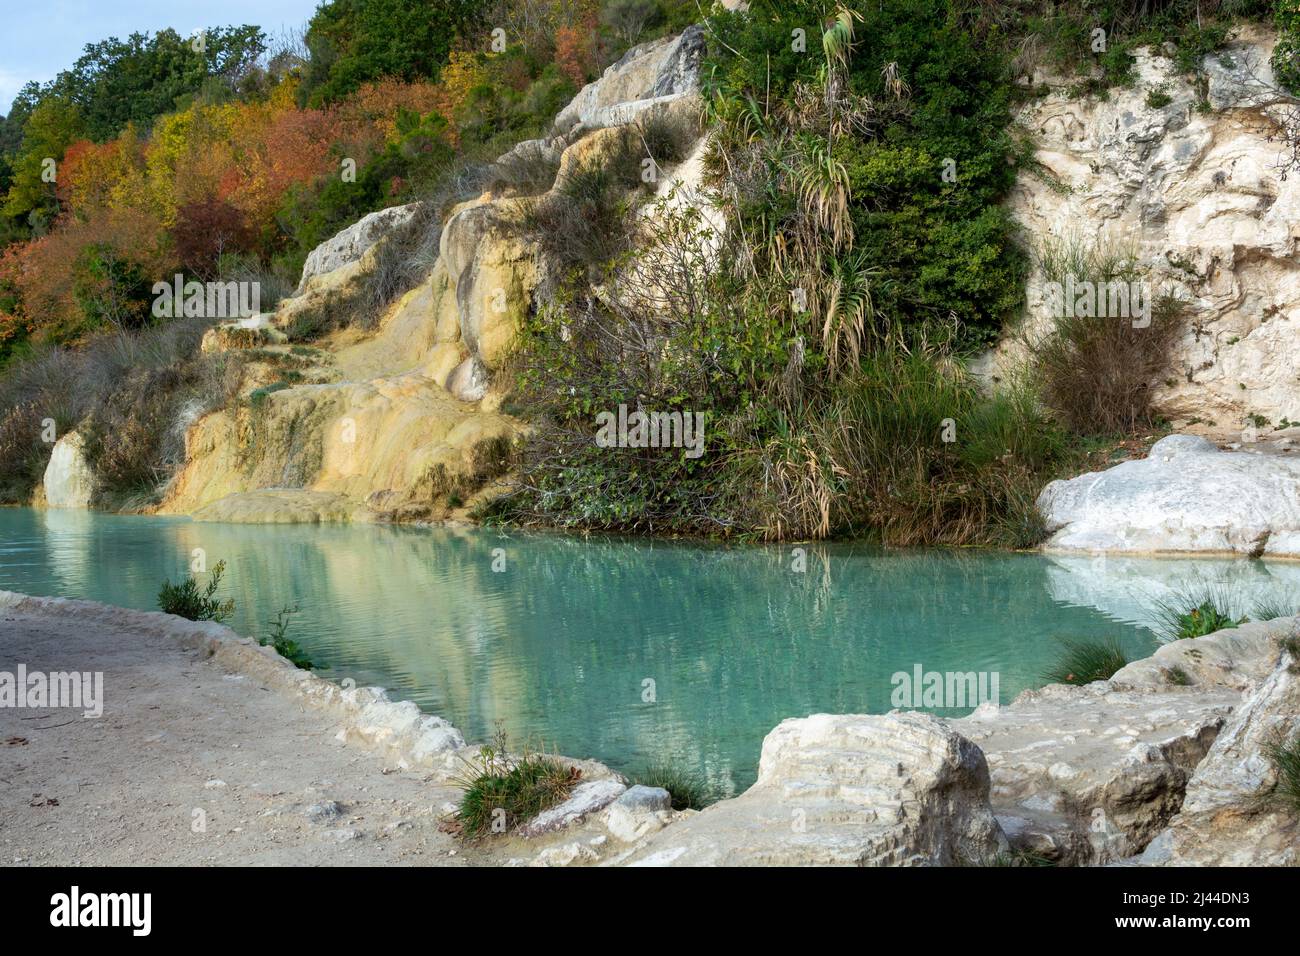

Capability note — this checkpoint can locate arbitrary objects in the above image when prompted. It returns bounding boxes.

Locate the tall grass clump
[1252,598,1299,622]
[631,762,718,811]
[1042,636,1130,686]
[1263,733,1300,815]
[157,559,235,623]
[452,728,580,839]
[1029,236,1184,435]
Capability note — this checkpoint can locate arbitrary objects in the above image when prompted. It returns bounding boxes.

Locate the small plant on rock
[260,604,313,670]
[1042,636,1129,686]
[157,559,235,623]
[1263,732,1300,815]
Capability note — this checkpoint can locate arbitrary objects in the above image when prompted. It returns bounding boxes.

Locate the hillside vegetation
[0,0,1291,541]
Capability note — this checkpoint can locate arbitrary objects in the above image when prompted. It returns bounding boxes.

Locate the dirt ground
[0,603,479,866]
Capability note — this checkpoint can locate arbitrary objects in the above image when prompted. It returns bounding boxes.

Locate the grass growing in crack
[259,604,313,670]
[452,728,580,839]
[1165,665,1192,686]
[157,559,235,623]
[630,762,718,811]
[1156,587,1246,640]
[1263,733,1300,815]
[1042,636,1129,686]
[1252,599,1299,623]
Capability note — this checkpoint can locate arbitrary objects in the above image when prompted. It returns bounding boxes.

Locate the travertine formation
[997,26,1300,437]
[150,26,706,524]
[1038,434,1300,557]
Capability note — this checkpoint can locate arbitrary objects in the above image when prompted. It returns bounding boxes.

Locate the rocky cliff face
[154,24,1300,525]
[997,25,1300,439]
[158,33,706,523]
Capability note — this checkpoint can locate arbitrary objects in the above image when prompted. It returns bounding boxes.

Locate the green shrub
[157,559,235,623]
[1042,636,1130,686]
[1157,590,1246,640]
[1275,0,1300,94]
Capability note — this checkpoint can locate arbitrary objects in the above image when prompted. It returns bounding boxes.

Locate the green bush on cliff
[1275,0,1300,94]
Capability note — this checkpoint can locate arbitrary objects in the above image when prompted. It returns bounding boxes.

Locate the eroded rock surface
[1141,634,1299,865]
[996,27,1300,437]
[297,203,420,292]
[41,431,96,509]
[620,712,1008,866]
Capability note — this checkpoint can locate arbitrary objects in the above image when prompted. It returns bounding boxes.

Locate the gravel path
[0,602,472,866]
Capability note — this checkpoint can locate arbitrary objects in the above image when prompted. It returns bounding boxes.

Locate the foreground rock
[619,712,1008,866]
[1038,434,1300,557]
[956,685,1233,864]
[1141,636,1300,865]
[956,617,1293,864]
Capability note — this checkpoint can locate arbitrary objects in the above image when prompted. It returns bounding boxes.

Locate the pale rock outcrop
[1038,434,1300,556]
[297,203,420,291]
[621,712,1008,866]
[955,684,1233,864]
[998,27,1300,436]
[163,26,709,523]
[41,431,96,509]
[1140,634,1299,865]
[554,25,704,135]
[519,779,628,837]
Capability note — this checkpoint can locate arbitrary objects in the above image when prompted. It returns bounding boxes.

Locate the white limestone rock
[621,712,1008,866]
[519,779,627,837]
[42,431,96,509]
[297,203,420,292]
[604,785,673,843]
[991,28,1300,434]
[554,25,703,135]
[1038,434,1300,556]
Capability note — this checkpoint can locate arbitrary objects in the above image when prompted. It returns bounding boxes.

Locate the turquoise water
[3,507,1296,794]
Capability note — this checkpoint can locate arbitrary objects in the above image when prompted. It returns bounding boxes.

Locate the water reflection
[1,507,1291,792]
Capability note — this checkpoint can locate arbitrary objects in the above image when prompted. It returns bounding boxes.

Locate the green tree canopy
[299,0,484,106]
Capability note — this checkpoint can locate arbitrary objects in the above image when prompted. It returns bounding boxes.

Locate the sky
[0,0,324,115]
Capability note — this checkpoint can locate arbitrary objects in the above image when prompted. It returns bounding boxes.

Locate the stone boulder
[604,785,673,843]
[297,203,420,292]
[620,713,1007,866]
[955,683,1234,864]
[42,431,96,509]
[1142,633,1300,865]
[1038,434,1300,557]
[554,25,704,135]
